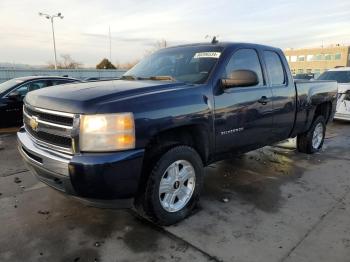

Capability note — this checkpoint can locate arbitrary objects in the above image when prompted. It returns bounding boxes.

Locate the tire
[138,145,203,226]
[297,115,326,154]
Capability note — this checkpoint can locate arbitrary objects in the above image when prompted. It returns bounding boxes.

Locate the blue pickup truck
[18,42,337,225]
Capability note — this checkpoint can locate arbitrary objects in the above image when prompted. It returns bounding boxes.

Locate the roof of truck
[165,42,282,51]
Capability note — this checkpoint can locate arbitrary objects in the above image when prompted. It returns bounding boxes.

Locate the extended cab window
[224,49,264,86]
[264,51,286,85]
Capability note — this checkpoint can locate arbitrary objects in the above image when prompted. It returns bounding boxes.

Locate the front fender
[134,89,214,148]
[95,83,215,149]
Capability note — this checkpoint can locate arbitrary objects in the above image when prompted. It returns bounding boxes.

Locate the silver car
[318,68,350,121]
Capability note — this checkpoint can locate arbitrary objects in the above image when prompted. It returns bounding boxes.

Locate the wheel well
[144,125,210,164]
[136,125,210,195]
[314,102,332,123]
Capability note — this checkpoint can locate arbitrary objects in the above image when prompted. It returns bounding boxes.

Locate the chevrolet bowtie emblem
[30,116,39,131]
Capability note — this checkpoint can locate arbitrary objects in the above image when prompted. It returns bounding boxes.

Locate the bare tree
[60,54,82,69]
[46,63,56,69]
[110,39,166,70]
[47,54,83,69]
[145,39,168,56]
[155,39,167,49]
[115,60,139,70]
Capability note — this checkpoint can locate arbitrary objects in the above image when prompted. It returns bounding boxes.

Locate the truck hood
[25,79,188,113]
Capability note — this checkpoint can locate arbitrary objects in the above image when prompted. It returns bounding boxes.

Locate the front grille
[26,126,72,148]
[25,106,73,126]
[23,104,76,154]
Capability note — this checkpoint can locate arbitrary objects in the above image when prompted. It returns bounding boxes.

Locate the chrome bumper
[17,130,71,176]
[17,128,142,206]
[17,129,76,194]
[334,112,350,121]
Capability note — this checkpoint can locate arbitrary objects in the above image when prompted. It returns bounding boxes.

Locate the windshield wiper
[139,76,176,81]
[122,75,177,81]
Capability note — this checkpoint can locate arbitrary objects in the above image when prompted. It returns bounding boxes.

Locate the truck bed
[291,80,338,136]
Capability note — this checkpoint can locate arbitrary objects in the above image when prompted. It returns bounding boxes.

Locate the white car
[318,67,350,121]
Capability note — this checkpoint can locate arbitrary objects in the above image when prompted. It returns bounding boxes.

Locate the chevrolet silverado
[17,42,338,225]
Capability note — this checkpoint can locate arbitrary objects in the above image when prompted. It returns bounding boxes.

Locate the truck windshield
[317,71,350,83]
[123,45,224,84]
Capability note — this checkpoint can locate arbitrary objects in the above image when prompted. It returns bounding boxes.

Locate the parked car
[294,73,314,80]
[0,76,81,127]
[318,67,350,121]
[18,42,337,225]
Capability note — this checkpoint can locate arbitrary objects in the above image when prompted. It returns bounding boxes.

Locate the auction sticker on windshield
[194,52,221,59]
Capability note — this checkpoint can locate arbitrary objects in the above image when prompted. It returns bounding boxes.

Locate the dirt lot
[0,122,349,262]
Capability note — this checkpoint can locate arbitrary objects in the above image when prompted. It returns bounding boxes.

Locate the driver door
[214,48,274,154]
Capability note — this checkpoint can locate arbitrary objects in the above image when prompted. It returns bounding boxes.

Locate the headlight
[80,113,135,152]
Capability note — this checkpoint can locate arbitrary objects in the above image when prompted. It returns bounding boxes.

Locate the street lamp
[39,12,64,70]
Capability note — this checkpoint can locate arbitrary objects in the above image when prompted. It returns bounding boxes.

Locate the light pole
[39,12,64,70]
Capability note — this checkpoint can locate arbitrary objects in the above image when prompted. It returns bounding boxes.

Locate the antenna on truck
[211,36,218,44]
[205,35,219,44]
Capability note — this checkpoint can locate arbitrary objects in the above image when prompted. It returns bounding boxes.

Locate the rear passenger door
[214,48,274,154]
[263,50,296,141]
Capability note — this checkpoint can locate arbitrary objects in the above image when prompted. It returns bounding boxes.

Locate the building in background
[284,45,350,78]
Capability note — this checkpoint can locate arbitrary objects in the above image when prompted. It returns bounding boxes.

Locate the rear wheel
[297,115,326,154]
[138,146,203,226]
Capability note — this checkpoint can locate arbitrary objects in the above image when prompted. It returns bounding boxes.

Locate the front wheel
[139,146,203,226]
[297,115,326,154]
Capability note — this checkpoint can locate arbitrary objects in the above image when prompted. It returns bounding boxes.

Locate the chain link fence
[0,69,126,83]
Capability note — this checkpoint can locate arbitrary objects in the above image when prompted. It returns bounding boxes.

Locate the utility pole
[109,26,112,61]
[39,12,64,70]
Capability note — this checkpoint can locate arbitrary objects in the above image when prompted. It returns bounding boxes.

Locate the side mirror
[221,70,259,88]
[7,91,21,100]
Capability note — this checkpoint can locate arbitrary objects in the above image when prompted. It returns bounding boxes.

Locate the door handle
[258,96,269,105]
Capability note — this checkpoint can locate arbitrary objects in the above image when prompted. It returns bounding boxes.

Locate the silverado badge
[30,116,39,131]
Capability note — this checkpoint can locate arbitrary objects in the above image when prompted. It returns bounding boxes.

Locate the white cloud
[0,0,349,66]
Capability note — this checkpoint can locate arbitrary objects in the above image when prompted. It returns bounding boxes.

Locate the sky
[0,0,349,67]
